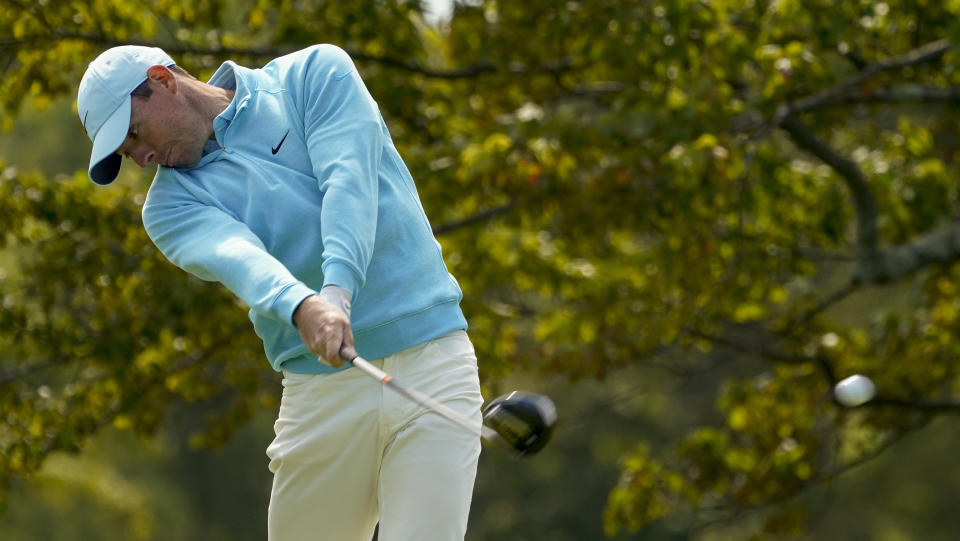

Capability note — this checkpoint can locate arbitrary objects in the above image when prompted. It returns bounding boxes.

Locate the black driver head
[482,391,557,457]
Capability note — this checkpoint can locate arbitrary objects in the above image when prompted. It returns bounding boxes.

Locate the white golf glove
[317,284,351,319]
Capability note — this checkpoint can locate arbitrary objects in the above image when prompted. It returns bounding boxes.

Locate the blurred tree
[3,0,960,538]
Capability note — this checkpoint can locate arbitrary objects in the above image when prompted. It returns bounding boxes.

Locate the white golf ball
[833,374,876,407]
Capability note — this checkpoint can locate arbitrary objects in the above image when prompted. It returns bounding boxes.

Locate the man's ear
[145,65,178,93]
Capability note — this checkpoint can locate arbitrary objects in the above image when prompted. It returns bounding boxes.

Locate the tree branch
[774,39,952,122]
[0,31,570,80]
[677,417,932,538]
[869,219,960,280]
[752,418,928,509]
[731,41,955,133]
[0,361,59,385]
[869,396,960,412]
[830,84,960,106]
[690,327,838,383]
[778,116,884,281]
[566,81,627,96]
[772,41,960,284]
[432,201,516,236]
[793,280,859,326]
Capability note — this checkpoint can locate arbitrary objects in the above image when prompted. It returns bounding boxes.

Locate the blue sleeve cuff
[275,282,319,326]
[322,262,361,301]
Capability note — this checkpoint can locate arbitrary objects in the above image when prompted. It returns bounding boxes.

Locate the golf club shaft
[340,347,499,441]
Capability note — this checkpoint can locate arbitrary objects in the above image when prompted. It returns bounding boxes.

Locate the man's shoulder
[148,166,184,188]
[263,44,354,82]
[271,44,351,66]
[143,168,190,209]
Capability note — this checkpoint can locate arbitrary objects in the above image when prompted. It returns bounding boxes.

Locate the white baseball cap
[77,46,175,185]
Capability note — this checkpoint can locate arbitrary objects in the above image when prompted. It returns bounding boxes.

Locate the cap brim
[88,97,131,185]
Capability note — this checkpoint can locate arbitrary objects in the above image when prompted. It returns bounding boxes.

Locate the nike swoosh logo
[272,130,289,155]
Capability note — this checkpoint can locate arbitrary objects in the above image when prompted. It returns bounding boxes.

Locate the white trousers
[266,331,483,541]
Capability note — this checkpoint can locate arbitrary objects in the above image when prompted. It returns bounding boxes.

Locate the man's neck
[202,85,236,122]
[186,81,236,140]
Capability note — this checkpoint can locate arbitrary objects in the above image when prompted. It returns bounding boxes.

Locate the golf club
[339,345,557,457]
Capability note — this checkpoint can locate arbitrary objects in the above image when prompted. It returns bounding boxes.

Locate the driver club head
[482,391,557,457]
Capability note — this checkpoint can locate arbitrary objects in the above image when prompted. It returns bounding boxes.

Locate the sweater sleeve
[298,44,383,300]
[142,181,316,325]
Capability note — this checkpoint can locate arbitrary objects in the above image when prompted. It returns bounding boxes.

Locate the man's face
[117,66,210,170]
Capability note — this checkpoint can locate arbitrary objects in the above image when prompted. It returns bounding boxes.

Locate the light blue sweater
[142,44,467,373]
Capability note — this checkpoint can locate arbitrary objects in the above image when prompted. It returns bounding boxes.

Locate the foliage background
[3,0,960,539]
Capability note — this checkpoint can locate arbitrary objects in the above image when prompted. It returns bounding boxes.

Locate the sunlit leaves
[604,444,693,536]
[606,363,827,535]
[3,0,960,538]
[0,168,270,496]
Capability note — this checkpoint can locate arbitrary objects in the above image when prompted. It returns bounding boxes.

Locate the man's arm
[281,44,386,363]
[297,44,384,299]
[143,191,315,325]
[144,184,356,365]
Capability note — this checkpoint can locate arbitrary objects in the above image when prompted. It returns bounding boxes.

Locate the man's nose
[129,143,157,168]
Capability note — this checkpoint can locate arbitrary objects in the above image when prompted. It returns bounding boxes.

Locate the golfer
[77,44,483,540]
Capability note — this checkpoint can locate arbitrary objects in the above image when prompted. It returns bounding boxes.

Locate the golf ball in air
[833,375,876,407]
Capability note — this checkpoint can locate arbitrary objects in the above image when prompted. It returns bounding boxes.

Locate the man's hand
[293,286,354,367]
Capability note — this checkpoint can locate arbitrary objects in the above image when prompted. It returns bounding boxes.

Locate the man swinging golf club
[79,41,559,540]
[78,43,485,541]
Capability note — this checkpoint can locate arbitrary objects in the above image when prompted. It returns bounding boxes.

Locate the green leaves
[0,168,271,495]
[605,362,826,535]
[604,444,691,535]
[3,0,960,537]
